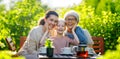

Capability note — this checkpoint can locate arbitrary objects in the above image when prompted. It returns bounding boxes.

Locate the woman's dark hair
[38,10,58,25]
[45,10,59,19]
[38,18,45,25]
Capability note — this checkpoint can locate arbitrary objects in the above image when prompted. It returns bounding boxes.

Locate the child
[51,19,79,54]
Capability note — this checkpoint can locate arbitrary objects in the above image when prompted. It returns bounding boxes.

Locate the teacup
[85,47,96,54]
[38,47,46,54]
[61,47,72,54]
[72,44,87,52]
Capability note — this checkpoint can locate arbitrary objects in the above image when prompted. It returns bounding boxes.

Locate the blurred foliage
[0,50,25,59]
[0,0,45,50]
[0,41,5,48]
[97,37,120,59]
[0,0,120,55]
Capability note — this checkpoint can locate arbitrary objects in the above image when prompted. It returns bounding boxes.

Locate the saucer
[39,51,46,55]
[88,53,95,56]
[61,52,73,54]
[39,51,46,53]
[60,53,74,56]
[60,52,74,56]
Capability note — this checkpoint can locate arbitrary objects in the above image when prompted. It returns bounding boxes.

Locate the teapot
[72,44,88,57]
[73,44,87,52]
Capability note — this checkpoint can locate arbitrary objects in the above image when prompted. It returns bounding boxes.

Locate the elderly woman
[16,10,59,59]
[64,10,95,51]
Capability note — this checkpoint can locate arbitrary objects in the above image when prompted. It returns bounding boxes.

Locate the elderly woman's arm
[75,26,88,44]
[72,30,80,44]
[68,24,80,45]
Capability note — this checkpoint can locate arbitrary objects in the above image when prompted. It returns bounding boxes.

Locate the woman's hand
[72,23,77,32]
[71,23,80,44]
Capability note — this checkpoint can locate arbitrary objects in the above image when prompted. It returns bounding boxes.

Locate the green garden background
[0,0,120,59]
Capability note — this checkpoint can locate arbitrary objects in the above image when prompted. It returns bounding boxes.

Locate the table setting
[38,44,99,59]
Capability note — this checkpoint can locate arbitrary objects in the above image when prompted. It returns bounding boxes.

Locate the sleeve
[27,29,37,54]
[83,29,94,45]
[75,26,87,44]
[67,37,79,46]
[18,29,38,55]
[65,33,74,39]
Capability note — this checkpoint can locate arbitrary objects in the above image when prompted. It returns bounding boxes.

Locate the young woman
[16,10,59,59]
[51,19,79,54]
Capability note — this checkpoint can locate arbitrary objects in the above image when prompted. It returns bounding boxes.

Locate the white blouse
[83,29,94,45]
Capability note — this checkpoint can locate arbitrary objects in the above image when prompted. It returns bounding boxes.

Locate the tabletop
[38,54,97,59]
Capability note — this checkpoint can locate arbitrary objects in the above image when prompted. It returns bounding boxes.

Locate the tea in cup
[38,47,46,54]
[76,51,88,57]
[61,47,72,54]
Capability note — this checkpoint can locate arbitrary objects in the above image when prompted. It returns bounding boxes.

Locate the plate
[39,53,46,55]
[60,54,74,56]
[88,53,95,56]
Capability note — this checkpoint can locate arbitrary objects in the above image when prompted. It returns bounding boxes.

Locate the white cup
[38,47,46,53]
[85,47,96,54]
[61,47,72,54]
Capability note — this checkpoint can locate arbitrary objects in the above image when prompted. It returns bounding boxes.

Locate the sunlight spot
[41,0,82,8]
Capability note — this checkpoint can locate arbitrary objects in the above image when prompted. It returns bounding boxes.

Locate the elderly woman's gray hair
[64,10,80,23]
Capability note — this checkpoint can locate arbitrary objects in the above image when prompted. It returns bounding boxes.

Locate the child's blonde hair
[58,19,65,24]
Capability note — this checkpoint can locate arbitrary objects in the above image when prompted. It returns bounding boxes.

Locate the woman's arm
[70,24,80,44]
[72,30,80,44]
[75,27,87,44]
[17,28,38,55]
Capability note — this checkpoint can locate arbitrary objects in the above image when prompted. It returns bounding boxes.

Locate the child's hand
[45,22,50,33]
[72,23,77,31]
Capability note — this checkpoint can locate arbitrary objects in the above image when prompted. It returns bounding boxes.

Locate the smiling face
[56,20,66,35]
[65,15,77,30]
[45,15,58,30]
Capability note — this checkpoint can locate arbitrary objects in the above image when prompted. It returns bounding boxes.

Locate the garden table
[38,54,97,59]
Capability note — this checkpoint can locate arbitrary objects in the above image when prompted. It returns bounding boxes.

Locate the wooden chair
[92,36,104,55]
[6,37,16,51]
[20,36,27,48]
